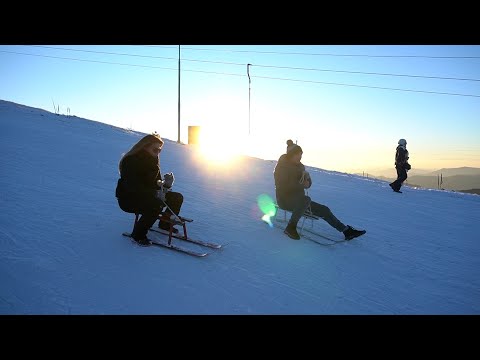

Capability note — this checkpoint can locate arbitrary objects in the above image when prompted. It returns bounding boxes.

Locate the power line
[176,46,480,59]
[177,68,480,98]
[25,45,480,83]
[252,64,480,83]
[30,45,177,61]
[139,45,480,60]
[1,50,479,98]
[249,74,480,98]
[0,50,178,70]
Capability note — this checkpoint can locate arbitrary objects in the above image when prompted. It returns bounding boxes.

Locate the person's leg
[287,195,311,227]
[390,168,400,190]
[309,201,347,232]
[158,191,184,231]
[397,168,407,191]
[132,196,164,242]
[309,201,366,240]
[133,211,159,239]
[164,191,184,216]
[280,195,311,240]
[391,167,407,191]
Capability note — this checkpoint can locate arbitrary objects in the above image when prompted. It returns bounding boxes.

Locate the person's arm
[396,148,407,165]
[303,175,312,189]
[300,167,312,189]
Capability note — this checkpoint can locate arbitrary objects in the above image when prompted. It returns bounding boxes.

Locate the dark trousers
[158,191,184,228]
[278,195,347,232]
[391,166,408,191]
[309,200,347,232]
[118,191,183,239]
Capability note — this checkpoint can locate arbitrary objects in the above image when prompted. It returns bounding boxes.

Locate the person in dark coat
[273,139,366,240]
[115,133,184,246]
[389,138,411,193]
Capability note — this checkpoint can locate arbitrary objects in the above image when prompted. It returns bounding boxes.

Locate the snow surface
[1,99,479,315]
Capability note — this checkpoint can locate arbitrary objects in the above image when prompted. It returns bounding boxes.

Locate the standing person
[273,139,366,241]
[389,138,411,193]
[115,133,184,246]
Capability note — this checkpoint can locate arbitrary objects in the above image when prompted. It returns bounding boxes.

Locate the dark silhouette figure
[115,134,184,246]
[389,138,411,193]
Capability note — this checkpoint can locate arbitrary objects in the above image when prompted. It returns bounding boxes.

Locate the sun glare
[197,127,244,166]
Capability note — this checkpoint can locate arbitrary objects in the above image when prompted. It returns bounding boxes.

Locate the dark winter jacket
[273,154,312,206]
[115,150,162,212]
[395,145,410,169]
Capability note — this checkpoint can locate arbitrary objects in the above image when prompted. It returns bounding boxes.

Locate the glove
[299,171,311,189]
[305,171,311,182]
[405,162,411,171]
[300,170,311,184]
[163,172,175,189]
[156,189,166,202]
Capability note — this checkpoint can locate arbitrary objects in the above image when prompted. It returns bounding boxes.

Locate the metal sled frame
[273,204,320,236]
[131,211,189,246]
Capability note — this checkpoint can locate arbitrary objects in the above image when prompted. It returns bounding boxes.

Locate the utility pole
[247,63,252,135]
[177,45,181,143]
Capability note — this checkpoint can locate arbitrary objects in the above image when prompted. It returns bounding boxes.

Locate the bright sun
[197,126,245,166]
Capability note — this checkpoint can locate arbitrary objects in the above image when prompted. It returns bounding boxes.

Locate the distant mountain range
[426,167,480,177]
[356,167,480,192]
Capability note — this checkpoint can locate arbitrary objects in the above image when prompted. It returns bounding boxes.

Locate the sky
[1,45,479,176]
[1,99,479,315]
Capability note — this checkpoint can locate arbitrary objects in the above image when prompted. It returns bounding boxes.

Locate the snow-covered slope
[1,99,479,314]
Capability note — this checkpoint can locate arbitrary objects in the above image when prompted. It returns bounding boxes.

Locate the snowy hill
[1,99,479,315]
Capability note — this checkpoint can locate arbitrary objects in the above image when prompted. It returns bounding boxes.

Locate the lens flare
[257,194,277,227]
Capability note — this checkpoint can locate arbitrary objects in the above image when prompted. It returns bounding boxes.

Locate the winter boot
[389,183,402,193]
[158,221,179,234]
[131,228,151,246]
[131,232,152,247]
[284,222,300,240]
[343,225,366,240]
